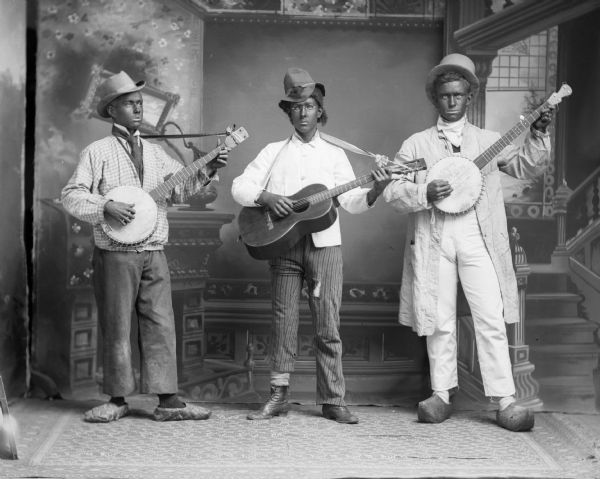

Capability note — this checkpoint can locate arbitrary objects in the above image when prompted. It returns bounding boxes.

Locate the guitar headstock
[222,126,249,148]
[547,83,573,107]
[386,158,427,175]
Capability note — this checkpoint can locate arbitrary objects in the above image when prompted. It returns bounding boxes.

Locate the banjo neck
[472,101,549,171]
[147,143,223,202]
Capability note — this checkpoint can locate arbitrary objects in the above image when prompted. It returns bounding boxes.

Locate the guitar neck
[295,173,374,209]
[149,145,221,201]
[473,101,548,170]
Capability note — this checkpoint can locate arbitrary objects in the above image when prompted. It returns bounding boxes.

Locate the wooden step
[526,316,598,345]
[526,273,571,293]
[529,343,599,377]
[537,374,597,391]
[526,292,582,318]
[535,375,599,413]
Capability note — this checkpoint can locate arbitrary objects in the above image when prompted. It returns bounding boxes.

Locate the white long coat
[383,122,551,336]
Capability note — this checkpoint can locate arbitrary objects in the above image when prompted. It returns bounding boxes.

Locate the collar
[436,116,467,147]
[113,123,140,139]
[436,116,467,133]
[291,129,320,148]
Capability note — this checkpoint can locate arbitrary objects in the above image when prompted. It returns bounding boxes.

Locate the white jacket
[231,131,372,247]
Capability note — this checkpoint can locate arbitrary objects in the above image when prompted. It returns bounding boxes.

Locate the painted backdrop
[0,0,28,397]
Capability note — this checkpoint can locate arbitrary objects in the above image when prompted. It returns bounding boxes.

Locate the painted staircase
[526,270,600,412]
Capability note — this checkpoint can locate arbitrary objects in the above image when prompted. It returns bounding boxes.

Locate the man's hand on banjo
[206,144,230,177]
[105,200,136,225]
[531,104,556,134]
[427,180,453,203]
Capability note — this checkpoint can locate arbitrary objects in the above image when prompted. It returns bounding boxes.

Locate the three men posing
[63,55,553,431]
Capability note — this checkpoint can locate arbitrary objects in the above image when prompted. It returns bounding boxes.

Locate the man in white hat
[382,53,554,431]
[61,71,228,422]
[232,67,391,424]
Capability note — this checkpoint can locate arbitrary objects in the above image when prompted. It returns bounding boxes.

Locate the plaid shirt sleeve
[60,144,112,225]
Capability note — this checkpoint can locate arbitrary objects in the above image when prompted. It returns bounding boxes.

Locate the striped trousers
[268,237,346,406]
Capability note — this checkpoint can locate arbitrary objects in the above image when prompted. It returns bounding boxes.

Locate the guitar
[427,83,572,215]
[238,158,426,260]
[102,126,249,246]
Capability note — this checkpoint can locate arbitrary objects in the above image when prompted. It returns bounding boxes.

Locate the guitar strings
[241,163,425,235]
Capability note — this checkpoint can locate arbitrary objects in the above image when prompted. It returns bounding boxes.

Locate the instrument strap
[319,132,381,161]
[259,137,291,192]
[259,131,383,197]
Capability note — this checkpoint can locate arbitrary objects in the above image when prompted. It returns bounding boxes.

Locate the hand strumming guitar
[105,200,136,225]
[426,179,453,203]
[257,191,295,218]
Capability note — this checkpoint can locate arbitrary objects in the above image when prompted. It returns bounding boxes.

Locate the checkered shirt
[61,135,211,251]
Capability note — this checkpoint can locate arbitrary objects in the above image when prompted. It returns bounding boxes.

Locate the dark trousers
[268,237,346,406]
[92,248,178,397]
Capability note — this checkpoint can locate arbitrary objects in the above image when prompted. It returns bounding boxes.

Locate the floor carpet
[0,398,598,479]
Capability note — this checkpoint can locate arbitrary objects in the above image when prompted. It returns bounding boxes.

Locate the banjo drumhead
[102,186,158,245]
[426,156,483,214]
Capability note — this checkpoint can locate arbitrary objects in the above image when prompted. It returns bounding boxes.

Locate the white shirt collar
[291,129,320,148]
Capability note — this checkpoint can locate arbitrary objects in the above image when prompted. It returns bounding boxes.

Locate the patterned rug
[0,398,598,479]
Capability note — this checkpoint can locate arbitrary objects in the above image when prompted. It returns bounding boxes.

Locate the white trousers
[427,212,515,398]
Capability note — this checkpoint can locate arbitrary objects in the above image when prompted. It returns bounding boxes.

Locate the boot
[247,385,290,420]
[322,405,359,424]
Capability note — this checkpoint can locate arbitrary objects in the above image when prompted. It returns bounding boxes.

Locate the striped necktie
[112,126,143,181]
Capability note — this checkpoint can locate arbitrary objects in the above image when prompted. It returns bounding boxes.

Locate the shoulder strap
[319,132,375,158]
[260,137,292,191]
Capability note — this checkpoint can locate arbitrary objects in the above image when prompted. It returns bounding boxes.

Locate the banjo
[427,83,572,215]
[102,126,249,246]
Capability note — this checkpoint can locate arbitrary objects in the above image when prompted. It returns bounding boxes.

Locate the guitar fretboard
[292,173,375,211]
[473,101,548,170]
[149,144,223,201]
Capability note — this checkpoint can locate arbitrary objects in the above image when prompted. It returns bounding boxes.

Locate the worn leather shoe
[417,395,452,423]
[84,402,129,423]
[322,405,359,424]
[153,403,211,421]
[247,385,290,420]
[496,403,534,431]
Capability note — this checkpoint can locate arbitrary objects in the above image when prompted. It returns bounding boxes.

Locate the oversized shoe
[496,403,534,432]
[417,395,452,423]
[322,405,359,424]
[153,403,211,421]
[247,385,290,420]
[83,402,130,423]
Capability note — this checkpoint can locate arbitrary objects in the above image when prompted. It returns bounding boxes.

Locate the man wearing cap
[382,54,554,431]
[61,71,228,422]
[231,67,391,424]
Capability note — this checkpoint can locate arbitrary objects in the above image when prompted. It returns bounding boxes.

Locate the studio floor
[1,396,599,479]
